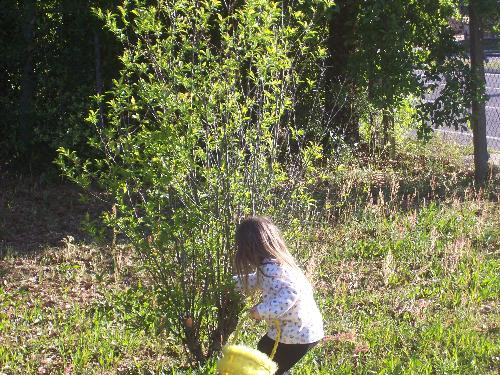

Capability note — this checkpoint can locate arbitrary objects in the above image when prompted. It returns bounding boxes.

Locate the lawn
[1,139,499,374]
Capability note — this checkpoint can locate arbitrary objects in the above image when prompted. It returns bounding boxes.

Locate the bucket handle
[230,312,281,360]
[269,319,281,360]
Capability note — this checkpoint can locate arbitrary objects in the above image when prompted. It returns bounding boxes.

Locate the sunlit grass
[1,139,499,374]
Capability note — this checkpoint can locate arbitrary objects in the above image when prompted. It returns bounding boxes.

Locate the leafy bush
[58,0,323,363]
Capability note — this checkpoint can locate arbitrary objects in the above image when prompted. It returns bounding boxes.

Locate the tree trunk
[19,0,36,155]
[382,110,395,158]
[469,0,489,185]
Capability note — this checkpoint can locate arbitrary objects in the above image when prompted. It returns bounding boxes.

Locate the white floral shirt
[234,260,324,344]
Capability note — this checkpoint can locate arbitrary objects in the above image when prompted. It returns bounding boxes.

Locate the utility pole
[468,0,489,185]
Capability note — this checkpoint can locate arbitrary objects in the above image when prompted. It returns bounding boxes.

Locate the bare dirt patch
[0,175,107,254]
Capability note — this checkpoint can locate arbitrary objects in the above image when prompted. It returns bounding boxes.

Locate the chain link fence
[483,47,500,151]
[429,41,500,152]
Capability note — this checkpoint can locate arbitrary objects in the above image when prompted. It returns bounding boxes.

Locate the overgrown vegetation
[1,139,499,373]
[3,0,497,170]
[1,0,499,373]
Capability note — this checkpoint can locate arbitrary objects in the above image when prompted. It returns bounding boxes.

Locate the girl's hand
[249,305,262,320]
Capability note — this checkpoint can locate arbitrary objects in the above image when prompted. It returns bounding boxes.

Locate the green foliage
[0,0,121,170]
[474,0,500,31]
[324,0,472,148]
[0,0,22,161]
[58,0,323,363]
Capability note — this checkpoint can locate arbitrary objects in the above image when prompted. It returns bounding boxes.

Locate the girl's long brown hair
[234,216,298,289]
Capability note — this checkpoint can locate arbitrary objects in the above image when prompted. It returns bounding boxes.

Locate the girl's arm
[232,272,258,294]
[255,271,300,320]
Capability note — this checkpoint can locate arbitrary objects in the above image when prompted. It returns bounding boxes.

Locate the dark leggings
[257,335,319,375]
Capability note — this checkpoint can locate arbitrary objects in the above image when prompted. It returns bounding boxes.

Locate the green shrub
[58,0,323,363]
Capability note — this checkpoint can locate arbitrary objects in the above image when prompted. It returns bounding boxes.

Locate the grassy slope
[1,139,499,374]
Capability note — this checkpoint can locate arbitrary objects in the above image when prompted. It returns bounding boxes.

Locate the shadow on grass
[0,172,109,256]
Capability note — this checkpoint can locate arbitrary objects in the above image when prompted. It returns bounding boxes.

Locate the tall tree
[469,0,489,184]
[323,0,471,151]
[0,1,22,164]
[468,0,500,184]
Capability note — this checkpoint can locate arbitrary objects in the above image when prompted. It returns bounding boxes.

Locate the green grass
[307,201,499,374]
[1,139,499,374]
[0,245,181,374]
[178,198,499,374]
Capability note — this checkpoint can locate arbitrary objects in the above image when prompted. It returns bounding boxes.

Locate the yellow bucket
[217,320,280,375]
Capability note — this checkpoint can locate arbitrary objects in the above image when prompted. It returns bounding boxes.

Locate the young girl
[233,216,324,375]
